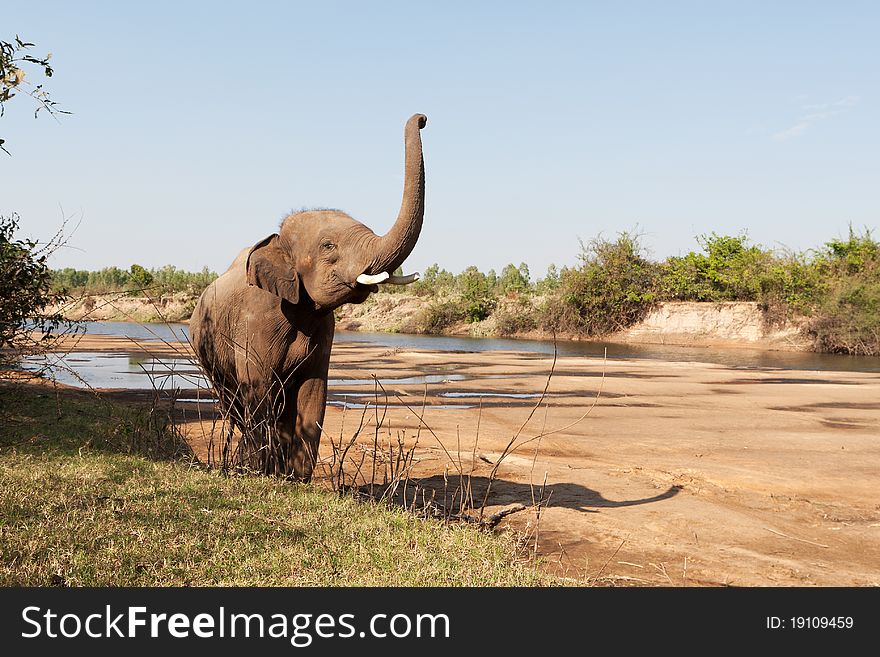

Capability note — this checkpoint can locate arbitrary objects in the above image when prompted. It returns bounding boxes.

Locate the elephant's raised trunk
[368,113,427,275]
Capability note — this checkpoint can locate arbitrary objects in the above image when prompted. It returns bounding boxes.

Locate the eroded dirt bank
[57,293,810,351]
[339,297,810,350]
[52,334,880,586]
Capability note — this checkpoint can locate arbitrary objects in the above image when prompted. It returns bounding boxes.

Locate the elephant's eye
[320,240,336,252]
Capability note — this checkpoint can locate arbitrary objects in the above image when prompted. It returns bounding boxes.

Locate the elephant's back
[189,258,248,372]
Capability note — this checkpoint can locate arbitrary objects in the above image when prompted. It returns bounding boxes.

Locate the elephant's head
[246,113,427,311]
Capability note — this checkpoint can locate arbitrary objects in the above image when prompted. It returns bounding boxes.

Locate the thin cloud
[773,95,859,141]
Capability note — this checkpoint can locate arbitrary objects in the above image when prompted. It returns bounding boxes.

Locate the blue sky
[2,1,878,278]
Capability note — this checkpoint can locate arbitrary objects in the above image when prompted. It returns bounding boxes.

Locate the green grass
[0,383,549,586]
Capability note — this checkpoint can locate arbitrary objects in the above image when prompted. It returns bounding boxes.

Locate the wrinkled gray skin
[190,114,427,480]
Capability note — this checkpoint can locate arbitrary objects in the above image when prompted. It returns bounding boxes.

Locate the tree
[549,232,657,336]
[128,264,154,294]
[535,263,560,294]
[413,263,455,296]
[498,262,530,295]
[1,36,73,374]
[1,35,67,155]
[0,213,67,371]
[455,266,496,322]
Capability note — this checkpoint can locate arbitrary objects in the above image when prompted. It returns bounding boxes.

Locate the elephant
[189,113,427,481]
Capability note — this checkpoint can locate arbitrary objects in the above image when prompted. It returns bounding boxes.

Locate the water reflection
[440,391,544,399]
[74,321,190,342]
[33,321,880,390]
[20,351,476,393]
[334,330,880,372]
[327,400,475,411]
[21,352,209,390]
[329,374,466,386]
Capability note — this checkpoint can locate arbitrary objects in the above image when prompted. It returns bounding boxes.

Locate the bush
[660,232,772,301]
[494,307,537,336]
[805,227,880,355]
[417,299,467,334]
[165,296,198,322]
[822,227,880,275]
[0,213,69,370]
[88,267,129,292]
[455,266,497,322]
[756,252,823,314]
[544,232,658,336]
[808,280,880,355]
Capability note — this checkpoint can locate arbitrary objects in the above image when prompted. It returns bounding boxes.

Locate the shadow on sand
[361,474,681,514]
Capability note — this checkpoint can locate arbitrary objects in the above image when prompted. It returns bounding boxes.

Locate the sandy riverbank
[42,332,880,586]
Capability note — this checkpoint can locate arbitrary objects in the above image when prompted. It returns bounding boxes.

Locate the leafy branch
[0,34,69,155]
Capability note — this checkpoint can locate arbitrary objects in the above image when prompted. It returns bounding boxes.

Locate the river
[75,321,880,370]
[20,320,879,391]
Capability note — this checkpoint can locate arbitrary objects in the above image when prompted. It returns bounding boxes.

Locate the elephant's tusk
[356,272,420,286]
[384,272,420,285]
[356,272,390,285]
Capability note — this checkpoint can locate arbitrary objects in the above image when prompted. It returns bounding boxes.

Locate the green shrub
[0,213,68,368]
[822,227,880,275]
[544,232,658,336]
[166,297,198,322]
[755,253,823,316]
[494,307,538,336]
[808,279,880,355]
[804,227,880,355]
[660,232,771,301]
[44,226,880,354]
[418,299,467,334]
[455,266,497,322]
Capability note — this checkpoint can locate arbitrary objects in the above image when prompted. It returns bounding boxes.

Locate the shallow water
[22,352,210,390]
[440,391,544,399]
[334,330,880,372]
[329,374,467,387]
[27,320,880,391]
[20,352,471,392]
[75,321,190,343]
[73,320,880,371]
[327,400,475,411]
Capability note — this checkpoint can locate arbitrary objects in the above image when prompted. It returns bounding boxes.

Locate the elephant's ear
[246,234,300,304]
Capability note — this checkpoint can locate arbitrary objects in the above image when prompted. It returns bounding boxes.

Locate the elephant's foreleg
[274,377,327,481]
